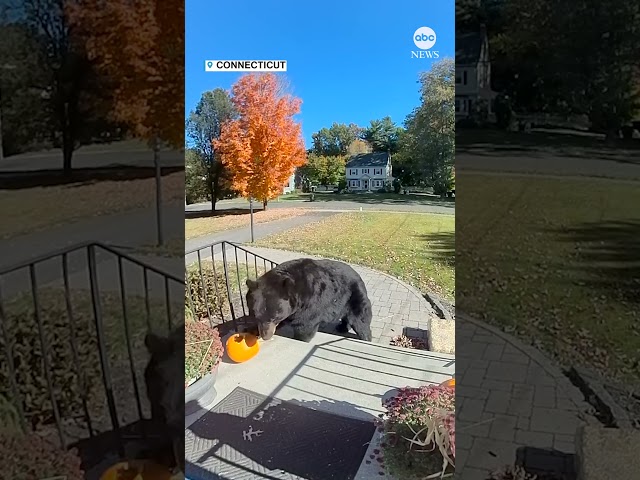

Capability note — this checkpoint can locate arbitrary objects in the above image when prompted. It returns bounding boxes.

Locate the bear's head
[144,325,184,434]
[246,272,295,340]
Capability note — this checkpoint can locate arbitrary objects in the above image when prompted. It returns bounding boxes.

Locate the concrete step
[576,425,640,480]
[186,331,455,479]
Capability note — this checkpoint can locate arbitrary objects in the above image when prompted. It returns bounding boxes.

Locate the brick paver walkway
[456,313,595,479]
[188,244,438,346]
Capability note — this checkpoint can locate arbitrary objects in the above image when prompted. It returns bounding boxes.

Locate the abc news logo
[411,27,439,59]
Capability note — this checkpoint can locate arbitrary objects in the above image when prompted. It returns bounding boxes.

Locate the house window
[455,99,460,112]
[362,168,370,174]
[350,180,359,187]
[349,169,357,175]
[375,180,382,187]
[463,70,468,85]
[374,168,382,175]
[455,72,461,84]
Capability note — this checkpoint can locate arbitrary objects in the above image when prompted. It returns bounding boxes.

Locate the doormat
[185,387,376,480]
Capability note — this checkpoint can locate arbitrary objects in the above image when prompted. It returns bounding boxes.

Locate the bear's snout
[258,322,277,341]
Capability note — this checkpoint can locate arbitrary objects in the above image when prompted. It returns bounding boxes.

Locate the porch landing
[185,331,455,479]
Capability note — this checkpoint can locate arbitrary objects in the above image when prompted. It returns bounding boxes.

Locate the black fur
[246,258,373,342]
[144,325,184,472]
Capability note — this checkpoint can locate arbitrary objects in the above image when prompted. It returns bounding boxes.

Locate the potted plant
[376,384,455,479]
[185,321,224,416]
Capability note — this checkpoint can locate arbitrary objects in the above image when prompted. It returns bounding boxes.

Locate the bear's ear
[281,277,294,293]
[145,332,172,356]
[246,279,257,290]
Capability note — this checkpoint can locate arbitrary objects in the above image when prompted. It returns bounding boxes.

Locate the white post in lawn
[249,197,255,243]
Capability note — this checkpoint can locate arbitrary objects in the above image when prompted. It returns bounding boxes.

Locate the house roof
[456,31,482,65]
[346,152,390,168]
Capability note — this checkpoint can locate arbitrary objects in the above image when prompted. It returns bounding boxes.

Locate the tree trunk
[152,136,164,246]
[263,200,268,210]
[62,102,73,176]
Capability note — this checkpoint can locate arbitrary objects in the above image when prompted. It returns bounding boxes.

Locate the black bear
[245,258,373,342]
[144,325,185,473]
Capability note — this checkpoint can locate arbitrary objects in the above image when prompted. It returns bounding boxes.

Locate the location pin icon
[206,61,213,69]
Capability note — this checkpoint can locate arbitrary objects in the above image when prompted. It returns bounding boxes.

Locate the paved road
[187,197,455,215]
[0,140,183,172]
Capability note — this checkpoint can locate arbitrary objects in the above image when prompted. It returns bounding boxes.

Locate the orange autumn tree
[66,0,184,149]
[215,74,306,209]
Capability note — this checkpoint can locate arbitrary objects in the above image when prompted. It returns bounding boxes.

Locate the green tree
[311,122,360,156]
[185,148,209,204]
[303,153,346,188]
[186,88,236,210]
[400,58,455,196]
[362,116,403,153]
[493,0,640,137]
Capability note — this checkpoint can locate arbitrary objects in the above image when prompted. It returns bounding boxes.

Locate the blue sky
[186,0,454,148]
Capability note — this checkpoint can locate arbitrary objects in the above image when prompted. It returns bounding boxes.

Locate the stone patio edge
[459,311,589,412]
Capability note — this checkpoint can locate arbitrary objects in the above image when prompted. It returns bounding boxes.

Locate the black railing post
[62,253,94,437]
[221,244,238,331]
[87,245,123,457]
[30,264,66,449]
[117,257,144,423]
[0,283,27,434]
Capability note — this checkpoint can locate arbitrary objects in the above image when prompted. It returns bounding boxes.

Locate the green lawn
[458,172,640,381]
[254,211,455,301]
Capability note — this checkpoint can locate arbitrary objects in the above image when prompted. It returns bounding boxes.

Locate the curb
[459,312,593,414]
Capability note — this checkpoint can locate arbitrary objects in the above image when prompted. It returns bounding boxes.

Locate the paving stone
[486,361,528,382]
[462,368,488,387]
[514,430,554,448]
[485,390,511,415]
[458,398,487,423]
[489,414,518,441]
[467,437,519,472]
[530,407,582,435]
[517,416,530,430]
[457,386,490,401]
[533,386,557,408]
[501,353,530,365]
[484,343,505,360]
[456,466,491,480]
[483,379,513,392]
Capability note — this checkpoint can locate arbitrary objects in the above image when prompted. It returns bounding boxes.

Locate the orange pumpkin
[100,460,173,480]
[440,378,455,388]
[226,333,260,363]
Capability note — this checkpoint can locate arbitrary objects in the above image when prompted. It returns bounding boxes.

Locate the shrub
[185,321,224,386]
[378,384,455,479]
[393,178,402,194]
[0,432,84,479]
[185,263,232,322]
[0,291,101,430]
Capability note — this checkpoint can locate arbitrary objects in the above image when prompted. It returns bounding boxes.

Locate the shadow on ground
[417,231,455,267]
[550,220,640,305]
[185,207,264,220]
[288,193,455,207]
[0,166,183,189]
[456,128,640,164]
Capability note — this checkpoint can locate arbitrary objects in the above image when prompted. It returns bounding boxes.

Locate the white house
[455,26,498,121]
[282,173,296,194]
[345,152,392,192]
